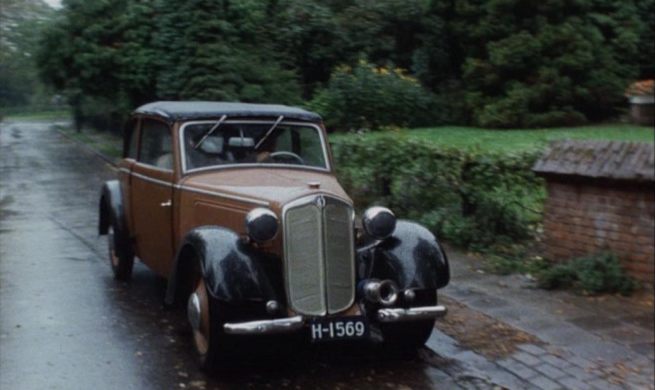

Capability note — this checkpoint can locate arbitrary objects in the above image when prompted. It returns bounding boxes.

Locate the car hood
[180,168,352,211]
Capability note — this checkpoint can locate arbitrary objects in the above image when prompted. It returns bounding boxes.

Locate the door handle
[160,200,172,207]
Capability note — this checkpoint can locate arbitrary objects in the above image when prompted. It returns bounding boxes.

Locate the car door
[130,117,175,277]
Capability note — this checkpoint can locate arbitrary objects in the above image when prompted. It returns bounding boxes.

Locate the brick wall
[543,181,655,285]
[630,102,654,126]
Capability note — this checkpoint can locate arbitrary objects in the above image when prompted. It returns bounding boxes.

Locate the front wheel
[379,290,437,350]
[379,319,435,350]
[187,273,232,370]
[107,225,134,281]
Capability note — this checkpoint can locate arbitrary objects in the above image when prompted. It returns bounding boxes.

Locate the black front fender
[165,226,282,307]
[359,220,450,290]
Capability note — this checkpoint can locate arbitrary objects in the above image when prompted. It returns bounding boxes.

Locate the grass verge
[57,126,122,160]
[330,124,654,153]
[3,109,71,121]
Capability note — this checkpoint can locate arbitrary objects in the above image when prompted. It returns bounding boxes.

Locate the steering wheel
[269,151,305,165]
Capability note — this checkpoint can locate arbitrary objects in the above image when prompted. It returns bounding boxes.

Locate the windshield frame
[178,119,332,175]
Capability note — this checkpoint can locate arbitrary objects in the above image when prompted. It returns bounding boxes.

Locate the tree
[115,0,160,108]
[35,0,649,129]
[450,0,642,127]
[0,0,54,108]
[36,0,133,130]
[635,0,654,79]
[273,0,347,97]
[154,0,302,104]
[338,0,430,70]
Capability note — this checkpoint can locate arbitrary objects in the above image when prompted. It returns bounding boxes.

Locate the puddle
[0,195,19,218]
[64,256,88,262]
[0,194,15,208]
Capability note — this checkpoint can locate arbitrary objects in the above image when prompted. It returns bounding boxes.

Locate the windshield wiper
[194,114,227,150]
[255,115,284,150]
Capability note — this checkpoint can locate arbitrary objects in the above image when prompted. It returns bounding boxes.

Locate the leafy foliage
[484,252,548,276]
[273,0,348,97]
[337,0,429,71]
[331,134,544,249]
[0,0,54,109]
[449,0,643,127]
[310,61,443,131]
[36,0,142,130]
[154,0,301,104]
[31,0,652,131]
[635,0,655,79]
[536,252,637,296]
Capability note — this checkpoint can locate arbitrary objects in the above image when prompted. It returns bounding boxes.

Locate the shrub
[485,253,544,276]
[77,97,128,133]
[309,60,444,131]
[331,134,544,249]
[537,252,637,296]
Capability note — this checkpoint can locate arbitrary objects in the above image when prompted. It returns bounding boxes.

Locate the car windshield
[181,121,328,172]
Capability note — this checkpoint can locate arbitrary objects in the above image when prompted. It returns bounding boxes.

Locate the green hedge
[331,134,545,249]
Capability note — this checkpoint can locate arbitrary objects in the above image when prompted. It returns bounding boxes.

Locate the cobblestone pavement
[433,250,655,389]
[428,328,654,390]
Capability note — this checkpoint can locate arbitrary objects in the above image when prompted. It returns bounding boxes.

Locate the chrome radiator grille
[283,195,355,316]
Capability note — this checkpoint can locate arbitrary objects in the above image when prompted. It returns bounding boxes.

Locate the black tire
[380,290,437,350]
[379,319,435,350]
[107,223,134,281]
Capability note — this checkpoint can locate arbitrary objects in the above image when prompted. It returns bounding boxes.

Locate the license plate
[310,317,368,342]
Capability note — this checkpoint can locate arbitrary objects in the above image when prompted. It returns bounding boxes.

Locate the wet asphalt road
[0,121,474,390]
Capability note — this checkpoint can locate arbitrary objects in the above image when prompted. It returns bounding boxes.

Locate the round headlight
[362,206,396,240]
[245,208,278,242]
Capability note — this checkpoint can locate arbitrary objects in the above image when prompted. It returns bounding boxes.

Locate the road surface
[0,120,483,390]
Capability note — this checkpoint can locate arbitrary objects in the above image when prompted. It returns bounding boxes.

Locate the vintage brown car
[98,101,449,368]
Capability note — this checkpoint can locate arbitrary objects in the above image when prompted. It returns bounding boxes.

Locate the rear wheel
[107,225,134,281]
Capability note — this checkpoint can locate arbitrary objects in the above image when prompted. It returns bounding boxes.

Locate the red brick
[608,242,633,254]
[623,263,655,278]
[627,253,655,264]
[542,181,654,283]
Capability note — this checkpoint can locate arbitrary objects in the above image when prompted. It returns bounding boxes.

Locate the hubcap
[187,292,201,331]
[108,227,119,267]
[190,279,210,355]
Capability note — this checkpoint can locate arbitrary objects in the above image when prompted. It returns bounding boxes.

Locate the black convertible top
[134,101,322,122]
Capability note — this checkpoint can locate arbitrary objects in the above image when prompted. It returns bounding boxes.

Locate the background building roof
[533,140,654,182]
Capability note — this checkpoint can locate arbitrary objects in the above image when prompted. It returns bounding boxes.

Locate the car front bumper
[222,304,447,335]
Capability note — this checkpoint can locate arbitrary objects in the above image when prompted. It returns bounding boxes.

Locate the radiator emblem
[315,195,326,210]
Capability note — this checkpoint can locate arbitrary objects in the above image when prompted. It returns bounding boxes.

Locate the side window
[139,119,173,170]
[122,118,139,159]
[127,119,139,159]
